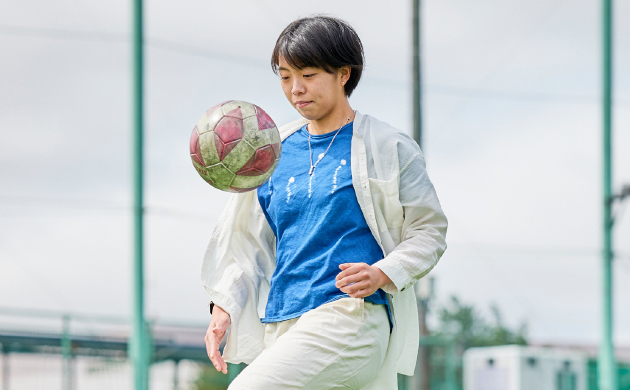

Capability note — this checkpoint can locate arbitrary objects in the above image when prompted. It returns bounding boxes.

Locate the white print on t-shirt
[286,177,295,203]
[331,159,347,194]
[316,153,325,165]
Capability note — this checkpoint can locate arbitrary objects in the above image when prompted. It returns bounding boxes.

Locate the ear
[339,66,351,86]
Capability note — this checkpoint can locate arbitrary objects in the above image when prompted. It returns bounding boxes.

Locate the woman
[202,15,447,389]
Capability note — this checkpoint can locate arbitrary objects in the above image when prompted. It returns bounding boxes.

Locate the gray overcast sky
[0,0,629,345]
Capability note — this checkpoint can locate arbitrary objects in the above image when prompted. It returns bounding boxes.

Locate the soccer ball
[190,100,282,193]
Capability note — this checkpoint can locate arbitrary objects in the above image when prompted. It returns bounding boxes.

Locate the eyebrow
[278,66,315,71]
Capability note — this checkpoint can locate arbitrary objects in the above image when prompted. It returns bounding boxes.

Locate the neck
[307,101,355,135]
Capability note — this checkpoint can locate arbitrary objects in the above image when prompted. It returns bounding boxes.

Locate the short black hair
[271,15,364,97]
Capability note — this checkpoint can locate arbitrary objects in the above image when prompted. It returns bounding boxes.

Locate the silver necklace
[308,110,355,176]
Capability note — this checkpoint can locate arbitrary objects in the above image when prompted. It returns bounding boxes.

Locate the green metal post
[61,315,72,390]
[2,346,8,390]
[172,360,179,390]
[599,0,617,389]
[412,0,422,149]
[131,0,149,389]
[397,374,409,390]
[227,363,244,383]
[412,2,428,389]
[445,340,457,390]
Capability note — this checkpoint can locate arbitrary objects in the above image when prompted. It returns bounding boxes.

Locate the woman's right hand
[204,304,231,374]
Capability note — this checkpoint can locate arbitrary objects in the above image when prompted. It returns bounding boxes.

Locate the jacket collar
[278,111,365,141]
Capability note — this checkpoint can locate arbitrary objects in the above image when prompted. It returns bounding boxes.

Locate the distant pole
[417,302,430,390]
[61,315,72,390]
[131,0,149,389]
[172,360,179,390]
[412,0,422,148]
[2,346,8,390]
[412,1,430,389]
[445,340,457,390]
[415,278,433,390]
[599,0,617,389]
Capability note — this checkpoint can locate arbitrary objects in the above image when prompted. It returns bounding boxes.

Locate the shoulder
[278,117,308,141]
[358,113,424,171]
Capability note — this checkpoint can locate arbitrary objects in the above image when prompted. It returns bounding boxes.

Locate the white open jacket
[201,111,447,375]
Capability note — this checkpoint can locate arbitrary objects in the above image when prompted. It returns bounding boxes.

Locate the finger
[210,327,229,372]
[213,338,229,374]
[349,288,372,298]
[207,343,221,370]
[335,263,363,281]
[340,281,370,294]
[206,340,216,368]
[335,264,354,280]
[208,334,227,371]
[215,350,227,374]
[206,343,222,371]
[335,272,366,288]
[213,344,227,374]
[216,351,226,374]
[336,264,370,286]
[338,263,354,270]
[205,321,227,372]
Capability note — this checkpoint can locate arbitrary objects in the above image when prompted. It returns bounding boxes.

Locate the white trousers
[228,297,398,390]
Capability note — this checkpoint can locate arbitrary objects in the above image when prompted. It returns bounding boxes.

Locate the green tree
[433,295,527,352]
[193,364,230,390]
[425,296,528,389]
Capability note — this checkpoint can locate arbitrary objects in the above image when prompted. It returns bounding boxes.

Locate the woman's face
[278,56,349,121]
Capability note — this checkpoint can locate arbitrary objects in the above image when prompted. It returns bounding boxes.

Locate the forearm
[373,208,447,294]
[373,266,393,290]
[210,304,231,325]
[204,262,249,323]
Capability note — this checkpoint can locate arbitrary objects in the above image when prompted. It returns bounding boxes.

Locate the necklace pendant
[309,166,314,176]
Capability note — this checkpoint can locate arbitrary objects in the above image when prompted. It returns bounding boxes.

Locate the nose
[291,78,305,95]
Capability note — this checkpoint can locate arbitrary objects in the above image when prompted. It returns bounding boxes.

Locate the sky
[0,0,629,347]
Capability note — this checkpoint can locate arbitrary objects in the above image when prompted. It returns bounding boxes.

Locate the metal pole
[172,360,179,390]
[412,0,422,148]
[445,340,457,390]
[397,374,409,390]
[2,347,8,390]
[61,315,72,390]
[131,0,149,389]
[599,0,617,389]
[412,1,428,389]
[418,303,431,390]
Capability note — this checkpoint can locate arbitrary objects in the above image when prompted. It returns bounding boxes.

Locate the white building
[463,345,587,390]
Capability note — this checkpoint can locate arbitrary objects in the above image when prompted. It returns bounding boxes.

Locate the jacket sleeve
[373,144,448,294]
[201,190,276,325]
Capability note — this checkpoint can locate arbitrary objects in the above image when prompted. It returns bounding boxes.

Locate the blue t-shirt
[257,122,389,323]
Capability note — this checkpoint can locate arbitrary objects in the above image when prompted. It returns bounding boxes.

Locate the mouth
[295,101,312,108]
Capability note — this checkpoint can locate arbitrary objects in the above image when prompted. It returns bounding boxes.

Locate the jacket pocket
[369,176,404,231]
